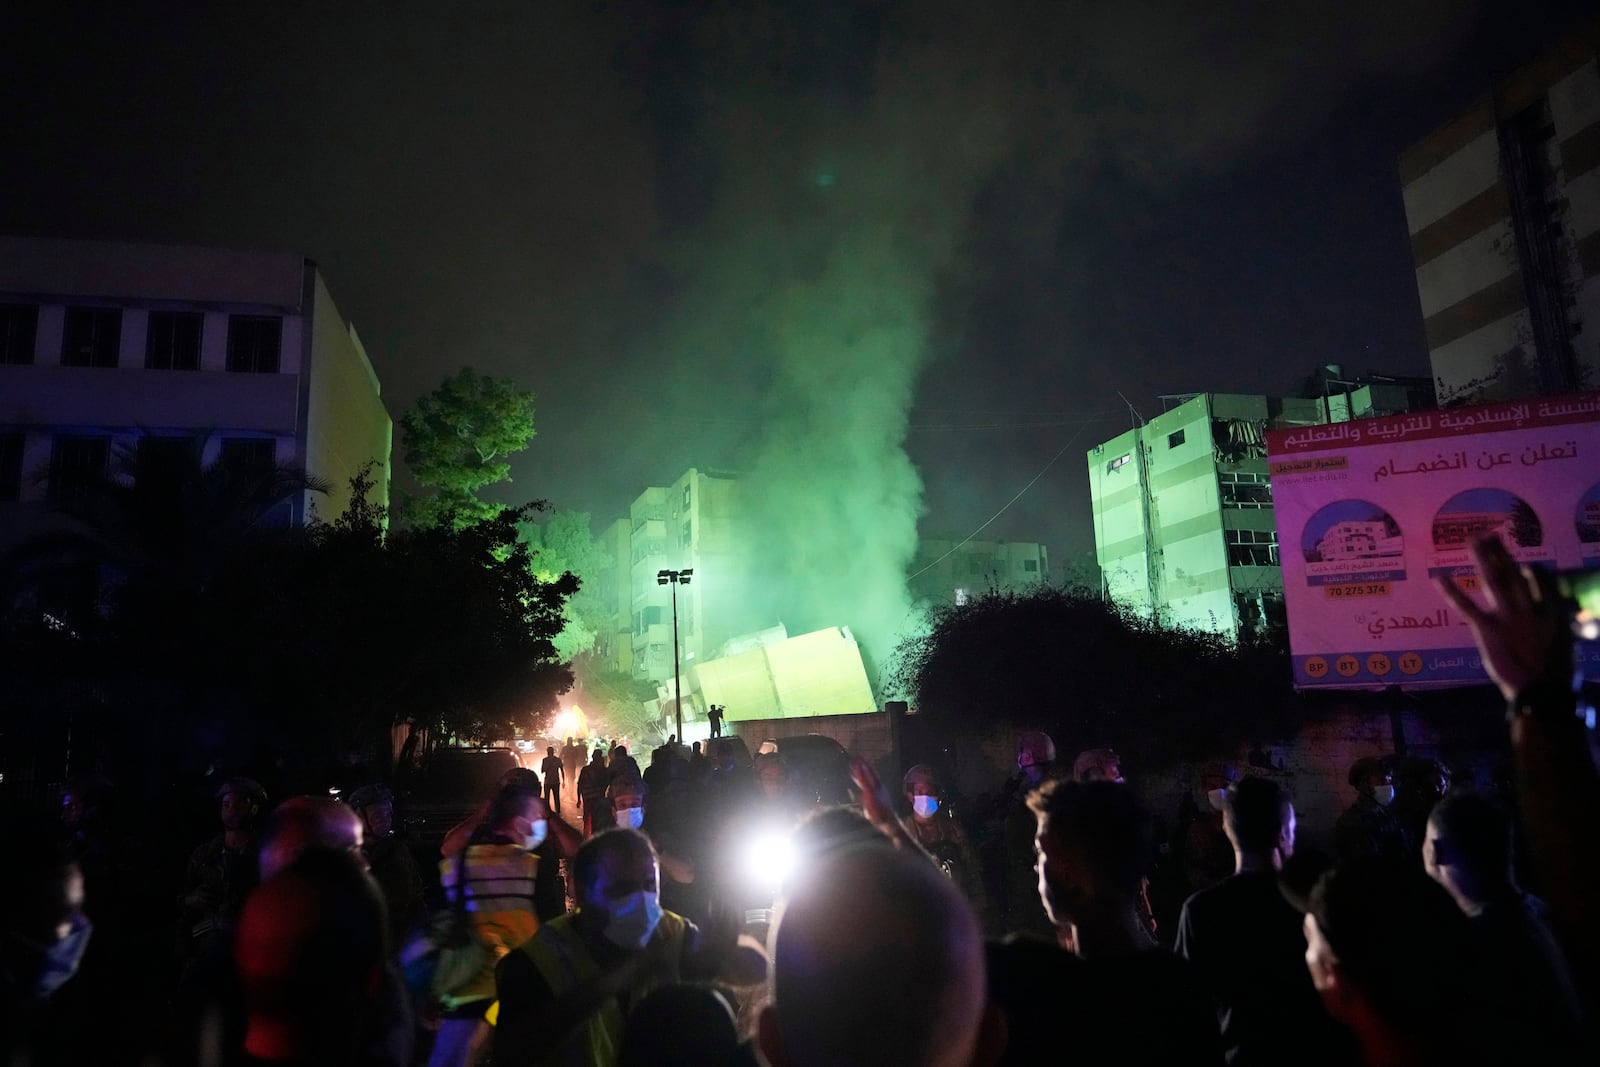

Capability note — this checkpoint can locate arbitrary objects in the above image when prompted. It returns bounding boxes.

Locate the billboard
[1267,393,1600,689]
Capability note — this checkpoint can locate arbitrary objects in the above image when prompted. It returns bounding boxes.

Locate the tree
[1,459,579,790]
[400,367,537,527]
[299,466,577,765]
[569,654,666,744]
[0,439,329,796]
[520,510,611,661]
[886,586,1292,767]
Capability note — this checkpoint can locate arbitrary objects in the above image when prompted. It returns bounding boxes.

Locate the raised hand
[1432,534,1570,702]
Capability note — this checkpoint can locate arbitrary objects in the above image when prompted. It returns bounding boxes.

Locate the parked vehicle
[400,746,523,849]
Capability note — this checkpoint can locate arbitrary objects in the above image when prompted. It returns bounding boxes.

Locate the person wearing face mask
[429,785,566,1067]
[901,765,986,917]
[495,829,761,1067]
[1335,757,1413,867]
[609,774,648,833]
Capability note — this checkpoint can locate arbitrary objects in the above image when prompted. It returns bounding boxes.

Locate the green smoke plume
[638,6,1038,668]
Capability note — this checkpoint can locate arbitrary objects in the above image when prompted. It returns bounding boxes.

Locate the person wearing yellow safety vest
[428,782,569,1067]
[494,829,762,1067]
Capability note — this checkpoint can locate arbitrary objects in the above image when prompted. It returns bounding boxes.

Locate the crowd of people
[4,534,1598,1065]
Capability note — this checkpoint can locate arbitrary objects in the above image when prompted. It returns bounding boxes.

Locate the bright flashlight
[743,827,796,891]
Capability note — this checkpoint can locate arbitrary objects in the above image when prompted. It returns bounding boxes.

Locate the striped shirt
[437,842,540,1005]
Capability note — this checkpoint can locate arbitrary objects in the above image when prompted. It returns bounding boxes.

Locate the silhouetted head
[1016,732,1056,786]
[621,985,742,1067]
[259,797,364,881]
[235,848,389,1061]
[759,842,986,1067]
[1028,780,1151,927]
[1223,777,1295,862]
[1423,790,1513,912]
[1071,748,1124,784]
[1301,858,1471,1043]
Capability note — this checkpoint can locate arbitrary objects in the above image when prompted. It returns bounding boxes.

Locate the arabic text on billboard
[1266,393,1600,689]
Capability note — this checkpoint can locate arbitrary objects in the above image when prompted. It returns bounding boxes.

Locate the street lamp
[656,568,692,743]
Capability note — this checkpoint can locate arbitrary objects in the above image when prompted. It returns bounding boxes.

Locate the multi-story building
[1086,381,1435,641]
[592,517,633,675]
[623,468,740,683]
[0,237,391,545]
[1400,18,1600,405]
[908,538,1050,605]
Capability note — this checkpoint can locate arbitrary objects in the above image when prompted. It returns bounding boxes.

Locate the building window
[1106,452,1132,473]
[0,304,39,365]
[62,308,122,368]
[227,315,282,373]
[681,520,691,546]
[220,438,276,475]
[1167,429,1186,449]
[145,311,203,370]
[683,484,691,508]
[0,432,23,501]
[135,436,197,514]
[1023,558,1038,572]
[1225,528,1279,567]
[1219,471,1273,508]
[49,435,111,504]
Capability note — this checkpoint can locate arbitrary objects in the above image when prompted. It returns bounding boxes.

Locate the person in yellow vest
[428,783,551,1067]
[494,829,763,1067]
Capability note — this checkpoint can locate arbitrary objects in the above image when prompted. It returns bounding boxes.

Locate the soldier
[1335,757,1412,866]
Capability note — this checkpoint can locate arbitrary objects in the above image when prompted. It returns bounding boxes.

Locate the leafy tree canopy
[569,653,665,746]
[400,367,537,527]
[887,586,1292,764]
[519,510,611,661]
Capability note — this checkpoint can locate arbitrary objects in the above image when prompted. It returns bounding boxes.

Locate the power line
[907,425,1088,582]
[623,409,1124,432]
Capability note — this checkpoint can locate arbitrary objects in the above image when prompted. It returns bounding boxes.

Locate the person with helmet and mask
[1335,757,1412,866]
[349,784,426,940]
[997,731,1062,937]
[901,765,986,917]
[178,777,266,974]
[495,829,762,1067]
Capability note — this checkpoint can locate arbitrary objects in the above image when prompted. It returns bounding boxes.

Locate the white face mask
[603,889,663,950]
[911,795,940,819]
[618,807,645,830]
[1371,784,1396,807]
[1206,787,1229,812]
[524,818,548,852]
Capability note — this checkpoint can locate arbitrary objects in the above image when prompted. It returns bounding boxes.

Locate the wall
[729,710,893,764]
[303,270,392,522]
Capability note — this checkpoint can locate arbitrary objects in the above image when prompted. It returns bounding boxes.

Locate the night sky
[4,0,1593,564]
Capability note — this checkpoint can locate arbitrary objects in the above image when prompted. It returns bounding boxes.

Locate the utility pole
[656,568,692,743]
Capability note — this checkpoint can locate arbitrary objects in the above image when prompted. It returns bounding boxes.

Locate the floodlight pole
[656,568,693,744]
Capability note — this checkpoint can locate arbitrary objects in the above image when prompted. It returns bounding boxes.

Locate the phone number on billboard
[1324,582,1391,599]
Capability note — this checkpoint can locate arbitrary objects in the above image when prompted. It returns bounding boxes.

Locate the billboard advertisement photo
[1267,393,1600,689]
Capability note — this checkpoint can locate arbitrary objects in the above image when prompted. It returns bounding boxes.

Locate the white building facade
[0,237,392,545]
